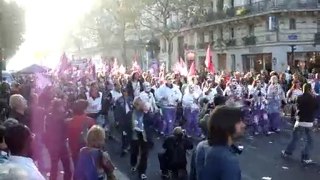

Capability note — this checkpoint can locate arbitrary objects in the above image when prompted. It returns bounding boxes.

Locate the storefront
[242,53,272,72]
[287,51,320,72]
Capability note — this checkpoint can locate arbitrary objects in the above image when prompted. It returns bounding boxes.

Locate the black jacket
[297,93,319,123]
[162,135,193,168]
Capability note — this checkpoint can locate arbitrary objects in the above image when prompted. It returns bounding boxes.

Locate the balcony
[242,36,256,46]
[315,33,320,45]
[225,39,236,47]
[204,0,319,23]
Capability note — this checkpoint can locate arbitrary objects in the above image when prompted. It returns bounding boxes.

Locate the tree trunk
[167,38,173,71]
[121,22,127,67]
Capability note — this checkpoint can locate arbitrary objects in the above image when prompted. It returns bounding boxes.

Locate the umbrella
[18,64,48,74]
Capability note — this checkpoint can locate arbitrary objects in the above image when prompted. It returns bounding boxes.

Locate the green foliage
[0,0,25,59]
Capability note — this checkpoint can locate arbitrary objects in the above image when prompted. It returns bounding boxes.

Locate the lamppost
[290,45,296,69]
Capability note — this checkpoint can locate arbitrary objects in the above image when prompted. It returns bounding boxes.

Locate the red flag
[205,45,215,74]
[188,61,196,76]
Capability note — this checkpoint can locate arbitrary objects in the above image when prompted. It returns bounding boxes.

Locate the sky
[6,0,97,70]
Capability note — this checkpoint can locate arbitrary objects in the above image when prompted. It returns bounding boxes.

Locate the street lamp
[290,45,296,68]
[0,48,3,83]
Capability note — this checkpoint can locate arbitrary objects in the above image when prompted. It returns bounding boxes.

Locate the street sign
[288,34,298,40]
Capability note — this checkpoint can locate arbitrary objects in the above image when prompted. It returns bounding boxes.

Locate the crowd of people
[0,66,319,180]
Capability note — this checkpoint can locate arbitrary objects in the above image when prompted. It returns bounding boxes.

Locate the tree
[68,0,144,67]
[139,0,203,69]
[0,0,25,60]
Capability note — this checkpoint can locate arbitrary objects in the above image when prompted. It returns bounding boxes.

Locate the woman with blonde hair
[74,125,116,180]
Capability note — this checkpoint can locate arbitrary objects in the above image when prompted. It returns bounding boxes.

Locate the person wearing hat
[158,126,193,179]
[155,75,182,136]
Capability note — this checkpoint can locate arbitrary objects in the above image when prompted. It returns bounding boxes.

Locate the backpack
[74,148,104,180]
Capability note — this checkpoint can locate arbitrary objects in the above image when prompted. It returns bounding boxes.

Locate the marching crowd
[0,67,319,180]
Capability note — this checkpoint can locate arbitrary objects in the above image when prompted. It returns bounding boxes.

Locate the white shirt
[85,92,103,114]
[8,156,45,180]
[111,90,122,103]
[139,91,158,113]
[132,81,141,97]
[156,84,182,107]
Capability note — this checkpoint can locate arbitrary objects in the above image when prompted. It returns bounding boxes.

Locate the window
[317,18,320,32]
[289,18,296,30]
[230,28,235,39]
[249,24,254,35]
[267,16,278,31]
[210,1,214,8]
[231,54,236,72]
[219,27,223,39]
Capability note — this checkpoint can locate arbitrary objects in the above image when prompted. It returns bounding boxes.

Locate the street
[105,119,320,180]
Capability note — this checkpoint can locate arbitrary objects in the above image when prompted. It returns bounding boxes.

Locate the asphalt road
[42,117,320,180]
[105,118,320,180]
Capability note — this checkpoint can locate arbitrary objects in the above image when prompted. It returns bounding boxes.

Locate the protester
[5,94,28,126]
[114,87,133,156]
[85,82,103,120]
[281,83,319,165]
[5,124,45,180]
[195,105,245,180]
[74,125,116,180]
[158,126,193,179]
[45,99,71,180]
[130,97,150,180]
[66,99,95,167]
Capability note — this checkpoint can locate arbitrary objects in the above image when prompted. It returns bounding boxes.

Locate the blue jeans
[285,126,313,160]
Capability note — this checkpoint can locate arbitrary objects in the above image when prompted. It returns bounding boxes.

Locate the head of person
[207,105,246,146]
[0,125,7,150]
[114,81,122,92]
[173,126,184,139]
[73,99,89,116]
[213,95,226,107]
[5,124,33,157]
[143,82,152,93]
[133,97,144,111]
[165,75,173,87]
[291,80,300,89]
[51,98,65,113]
[86,125,105,149]
[270,75,278,85]
[9,94,28,115]
[132,72,140,81]
[303,83,312,94]
[89,82,99,96]
[121,87,129,97]
[188,85,195,94]
[29,93,39,106]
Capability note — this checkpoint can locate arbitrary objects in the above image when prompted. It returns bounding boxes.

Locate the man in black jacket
[282,83,319,165]
[158,126,193,179]
[114,87,133,156]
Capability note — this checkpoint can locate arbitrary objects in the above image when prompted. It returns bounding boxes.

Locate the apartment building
[159,0,320,73]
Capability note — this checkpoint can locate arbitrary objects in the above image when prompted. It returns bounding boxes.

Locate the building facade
[159,0,320,73]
